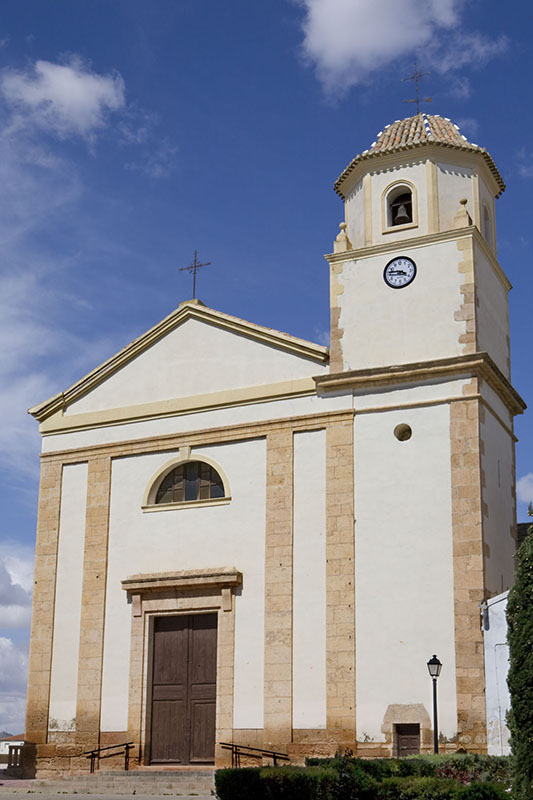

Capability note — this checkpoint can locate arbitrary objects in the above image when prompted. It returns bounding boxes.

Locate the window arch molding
[142,454,231,512]
[382,179,418,233]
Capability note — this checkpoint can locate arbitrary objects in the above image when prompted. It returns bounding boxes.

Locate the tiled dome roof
[335,113,505,198]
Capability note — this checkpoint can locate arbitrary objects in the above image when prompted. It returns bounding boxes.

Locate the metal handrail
[220,741,289,768]
[82,741,135,773]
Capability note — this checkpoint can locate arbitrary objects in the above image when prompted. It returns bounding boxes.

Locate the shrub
[215,755,512,800]
[261,766,338,800]
[334,751,379,799]
[307,753,511,785]
[377,776,461,799]
[456,784,509,800]
[507,517,533,800]
[215,766,264,800]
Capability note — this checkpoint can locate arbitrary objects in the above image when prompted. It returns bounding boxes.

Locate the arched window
[155,461,225,504]
[388,187,413,227]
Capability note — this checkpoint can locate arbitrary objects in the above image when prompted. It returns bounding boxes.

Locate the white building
[24,113,525,777]
[483,591,511,756]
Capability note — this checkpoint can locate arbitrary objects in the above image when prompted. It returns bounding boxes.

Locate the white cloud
[125,138,178,179]
[0,638,28,733]
[449,77,471,100]
[0,57,125,139]
[455,118,479,137]
[0,638,27,695]
[517,149,533,178]
[314,326,330,346]
[517,473,533,504]
[0,543,33,630]
[295,0,508,95]
[427,31,508,74]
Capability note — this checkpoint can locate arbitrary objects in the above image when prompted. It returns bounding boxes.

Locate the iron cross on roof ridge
[403,62,432,114]
[179,250,212,299]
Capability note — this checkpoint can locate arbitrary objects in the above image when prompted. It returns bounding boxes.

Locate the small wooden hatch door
[395,723,420,757]
[150,613,217,764]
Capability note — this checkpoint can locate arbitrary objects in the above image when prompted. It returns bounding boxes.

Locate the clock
[383,256,417,289]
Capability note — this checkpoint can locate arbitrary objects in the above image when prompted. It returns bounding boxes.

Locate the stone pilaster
[450,397,487,751]
[325,421,356,742]
[263,431,294,749]
[75,457,112,748]
[25,461,63,745]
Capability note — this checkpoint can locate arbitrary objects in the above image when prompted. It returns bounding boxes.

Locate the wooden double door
[150,614,217,764]
[395,723,420,757]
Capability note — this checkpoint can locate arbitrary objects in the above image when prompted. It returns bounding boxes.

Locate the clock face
[383,256,417,289]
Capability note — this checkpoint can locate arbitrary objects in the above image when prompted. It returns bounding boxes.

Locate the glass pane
[185,462,199,501]
[155,465,185,504]
[210,470,225,498]
[155,461,225,503]
[156,487,174,504]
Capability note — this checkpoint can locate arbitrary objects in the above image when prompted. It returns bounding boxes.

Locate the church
[24,112,526,777]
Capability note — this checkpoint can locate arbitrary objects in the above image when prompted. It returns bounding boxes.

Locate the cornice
[121,568,242,594]
[335,142,504,200]
[325,226,470,263]
[29,302,328,423]
[40,408,355,462]
[314,352,526,417]
[324,226,512,292]
[38,377,319,435]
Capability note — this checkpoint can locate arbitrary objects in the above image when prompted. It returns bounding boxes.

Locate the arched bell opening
[387,185,414,227]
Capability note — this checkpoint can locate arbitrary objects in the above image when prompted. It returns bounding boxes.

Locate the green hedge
[507,520,533,800]
[215,766,340,800]
[306,754,510,784]
[215,755,511,800]
[215,767,263,800]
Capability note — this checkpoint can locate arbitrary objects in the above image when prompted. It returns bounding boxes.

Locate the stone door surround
[121,567,242,766]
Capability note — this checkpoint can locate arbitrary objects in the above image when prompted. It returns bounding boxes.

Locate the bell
[394,203,410,224]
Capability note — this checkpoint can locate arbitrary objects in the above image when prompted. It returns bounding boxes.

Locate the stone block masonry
[450,394,487,751]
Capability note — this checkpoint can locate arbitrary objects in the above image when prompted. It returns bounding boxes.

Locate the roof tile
[335,113,505,198]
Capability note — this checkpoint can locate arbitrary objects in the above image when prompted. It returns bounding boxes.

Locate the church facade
[25,113,525,776]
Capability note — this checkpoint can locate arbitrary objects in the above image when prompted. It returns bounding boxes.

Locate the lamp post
[427,655,442,754]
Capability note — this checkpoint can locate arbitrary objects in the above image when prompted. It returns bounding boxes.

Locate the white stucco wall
[345,178,365,249]
[353,378,471,411]
[293,430,327,728]
[48,462,88,731]
[481,409,516,596]
[66,319,326,415]
[436,162,474,231]
[99,439,266,732]
[478,176,497,252]
[338,239,464,371]
[369,161,428,244]
[42,393,350,453]
[484,591,511,756]
[474,242,510,379]
[354,403,457,741]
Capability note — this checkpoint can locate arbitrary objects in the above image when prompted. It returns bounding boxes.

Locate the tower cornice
[324,226,511,292]
[315,351,526,417]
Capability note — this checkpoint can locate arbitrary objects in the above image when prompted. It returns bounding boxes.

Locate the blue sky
[0,0,531,733]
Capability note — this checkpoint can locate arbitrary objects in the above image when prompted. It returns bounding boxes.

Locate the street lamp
[427,655,442,754]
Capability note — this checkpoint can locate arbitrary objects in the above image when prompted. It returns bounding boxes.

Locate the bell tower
[317,113,526,754]
[327,113,509,377]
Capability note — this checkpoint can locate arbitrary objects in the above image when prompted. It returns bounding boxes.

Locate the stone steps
[14,769,216,795]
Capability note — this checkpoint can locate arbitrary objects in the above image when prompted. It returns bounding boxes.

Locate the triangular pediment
[30,300,328,425]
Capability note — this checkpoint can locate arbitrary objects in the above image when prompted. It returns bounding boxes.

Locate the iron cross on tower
[179,250,212,299]
[403,62,432,114]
